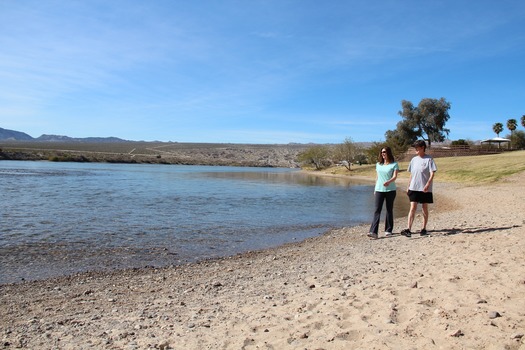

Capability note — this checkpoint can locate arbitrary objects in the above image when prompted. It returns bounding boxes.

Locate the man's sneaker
[420,229,428,236]
[385,232,393,237]
[367,232,378,239]
[400,229,412,237]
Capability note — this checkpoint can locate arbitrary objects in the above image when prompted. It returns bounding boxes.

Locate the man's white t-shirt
[407,155,437,192]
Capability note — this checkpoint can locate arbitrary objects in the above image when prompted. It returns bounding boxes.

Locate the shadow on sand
[372,224,521,240]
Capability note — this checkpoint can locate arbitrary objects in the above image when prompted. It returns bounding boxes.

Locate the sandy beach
[1,171,524,349]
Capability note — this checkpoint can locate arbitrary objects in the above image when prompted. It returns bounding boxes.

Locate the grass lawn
[323,150,525,184]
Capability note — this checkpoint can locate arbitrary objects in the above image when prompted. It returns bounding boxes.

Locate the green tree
[333,138,358,170]
[506,130,525,150]
[511,130,525,149]
[384,120,418,156]
[507,119,517,148]
[507,118,517,133]
[396,97,451,148]
[521,115,525,128]
[365,143,378,164]
[492,122,504,137]
[450,139,471,147]
[353,153,369,165]
[297,145,332,170]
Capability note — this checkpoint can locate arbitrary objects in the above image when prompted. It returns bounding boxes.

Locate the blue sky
[1,0,524,144]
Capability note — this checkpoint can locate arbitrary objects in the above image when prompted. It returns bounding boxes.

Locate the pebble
[488,311,501,319]
[450,329,464,337]
[158,341,170,350]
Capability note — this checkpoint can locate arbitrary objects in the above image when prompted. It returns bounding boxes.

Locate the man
[400,140,437,237]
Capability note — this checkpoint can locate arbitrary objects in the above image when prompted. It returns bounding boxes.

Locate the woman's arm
[384,169,398,186]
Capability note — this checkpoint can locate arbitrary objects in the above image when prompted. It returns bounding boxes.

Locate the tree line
[299,98,524,170]
[492,115,525,149]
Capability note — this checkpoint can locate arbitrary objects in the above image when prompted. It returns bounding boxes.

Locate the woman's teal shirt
[374,162,399,192]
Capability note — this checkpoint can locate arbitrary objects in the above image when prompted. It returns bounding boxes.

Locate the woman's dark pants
[369,190,396,234]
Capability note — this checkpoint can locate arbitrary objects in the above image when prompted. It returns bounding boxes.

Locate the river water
[0,161,407,284]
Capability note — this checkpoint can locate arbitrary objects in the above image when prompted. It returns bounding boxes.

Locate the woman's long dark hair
[378,146,395,164]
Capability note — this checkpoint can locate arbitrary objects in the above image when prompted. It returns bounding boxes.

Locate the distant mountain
[36,134,127,143]
[0,127,34,141]
[0,127,127,142]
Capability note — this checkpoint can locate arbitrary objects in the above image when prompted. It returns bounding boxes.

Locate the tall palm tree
[507,119,517,149]
[507,119,517,133]
[492,122,503,137]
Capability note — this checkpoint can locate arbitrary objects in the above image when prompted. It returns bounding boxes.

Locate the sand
[1,172,524,349]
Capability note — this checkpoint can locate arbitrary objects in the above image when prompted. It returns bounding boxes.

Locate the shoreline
[1,171,524,349]
[0,174,441,287]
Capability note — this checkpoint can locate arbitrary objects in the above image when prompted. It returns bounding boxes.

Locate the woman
[367,146,399,239]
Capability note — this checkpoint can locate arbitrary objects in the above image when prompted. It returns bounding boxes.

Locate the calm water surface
[0,161,407,284]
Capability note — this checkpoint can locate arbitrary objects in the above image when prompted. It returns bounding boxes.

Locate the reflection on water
[0,161,408,284]
[203,170,371,187]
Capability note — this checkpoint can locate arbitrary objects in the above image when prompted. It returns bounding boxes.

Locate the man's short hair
[412,140,427,150]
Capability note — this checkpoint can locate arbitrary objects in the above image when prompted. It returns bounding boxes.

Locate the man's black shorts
[407,190,433,204]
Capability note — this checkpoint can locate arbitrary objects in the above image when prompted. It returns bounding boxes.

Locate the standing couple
[367,140,437,239]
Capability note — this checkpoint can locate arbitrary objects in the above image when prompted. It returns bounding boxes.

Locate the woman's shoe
[367,232,378,239]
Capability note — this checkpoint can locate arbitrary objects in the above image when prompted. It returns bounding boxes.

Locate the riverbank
[1,171,524,349]
[0,141,307,168]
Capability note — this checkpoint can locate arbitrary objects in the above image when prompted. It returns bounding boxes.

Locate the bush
[507,130,525,150]
[297,145,332,170]
[451,139,469,146]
